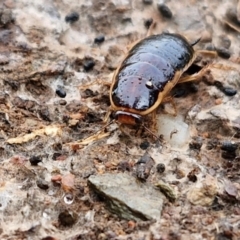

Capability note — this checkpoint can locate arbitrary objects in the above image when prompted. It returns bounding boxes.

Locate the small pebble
[189,137,203,150]
[216,47,231,59]
[83,59,95,71]
[220,141,238,152]
[65,12,79,23]
[214,81,237,96]
[94,35,105,44]
[144,18,153,29]
[157,4,173,19]
[58,99,67,105]
[82,88,98,98]
[38,107,51,121]
[140,141,150,150]
[205,44,215,51]
[187,170,198,182]
[156,163,165,173]
[222,87,237,96]
[36,179,49,190]
[221,151,236,160]
[29,155,42,166]
[56,86,66,98]
[142,0,153,5]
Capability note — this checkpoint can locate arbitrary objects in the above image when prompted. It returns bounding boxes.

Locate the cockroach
[104,32,207,137]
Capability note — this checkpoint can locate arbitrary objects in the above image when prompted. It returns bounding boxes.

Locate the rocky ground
[0,0,240,239]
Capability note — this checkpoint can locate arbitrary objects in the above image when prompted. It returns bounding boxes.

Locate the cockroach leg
[178,64,209,84]
[197,50,218,58]
[151,110,157,131]
[222,19,240,34]
[103,109,112,123]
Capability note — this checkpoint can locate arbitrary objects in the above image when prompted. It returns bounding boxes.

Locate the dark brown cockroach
[104,33,206,136]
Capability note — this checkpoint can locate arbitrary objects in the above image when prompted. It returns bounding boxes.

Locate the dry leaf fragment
[6,125,62,144]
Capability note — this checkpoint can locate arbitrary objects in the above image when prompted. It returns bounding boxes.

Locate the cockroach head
[114,111,142,125]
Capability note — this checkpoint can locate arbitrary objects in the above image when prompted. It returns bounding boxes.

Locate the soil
[0,0,240,239]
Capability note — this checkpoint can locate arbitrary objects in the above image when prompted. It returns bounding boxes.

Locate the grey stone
[88,173,165,221]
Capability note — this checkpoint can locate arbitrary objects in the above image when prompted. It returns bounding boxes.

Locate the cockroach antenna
[191,37,201,46]
[98,119,116,133]
[142,124,160,140]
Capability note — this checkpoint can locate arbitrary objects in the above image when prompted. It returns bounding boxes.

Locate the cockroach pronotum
[103,32,208,138]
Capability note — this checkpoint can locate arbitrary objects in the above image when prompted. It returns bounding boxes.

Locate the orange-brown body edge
[107,33,197,126]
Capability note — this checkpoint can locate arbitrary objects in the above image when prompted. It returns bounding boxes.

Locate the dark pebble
[82,88,98,98]
[38,107,51,122]
[157,4,173,19]
[221,151,236,160]
[187,171,197,182]
[216,232,233,240]
[214,81,237,96]
[65,12,79,23]
[58,99,67,105]
[140,141,150,150]
[222,87,237,96]
[216,47,231,59]
[221,141,238,152]
[83,59,95,71]
[85,112,101,123]
[36,179,49,190]
[41,237,56,240]
[94,35,105,44]
[205,44,215,51]
[144,18,153,29]
[189,137,203,150]
[52,152,62,160]
[58,210,78,226]
[56,86,66,98]
[156,163,165,173]
[29,155,42,166]
[142,0,153,4]
[121,17,132,24]
[211,197,224,211]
